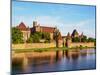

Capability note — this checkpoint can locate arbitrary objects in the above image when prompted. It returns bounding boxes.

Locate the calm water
[12,48,96,74]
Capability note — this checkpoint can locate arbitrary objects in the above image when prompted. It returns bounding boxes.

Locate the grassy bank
[12,46,96,53]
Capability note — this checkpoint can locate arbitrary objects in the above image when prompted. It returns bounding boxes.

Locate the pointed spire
[66,32,71,39]
[67,32,70,37]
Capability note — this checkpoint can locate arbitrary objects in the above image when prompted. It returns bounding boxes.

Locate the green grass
[12,46,96,53]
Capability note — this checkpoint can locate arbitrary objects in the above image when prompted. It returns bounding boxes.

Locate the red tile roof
[41,26,55,33]
[17,22,29,31]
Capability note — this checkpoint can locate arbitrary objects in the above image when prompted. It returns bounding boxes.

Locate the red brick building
[17,21,62,43]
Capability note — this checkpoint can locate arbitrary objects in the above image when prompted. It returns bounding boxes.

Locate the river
[12,48,96,74]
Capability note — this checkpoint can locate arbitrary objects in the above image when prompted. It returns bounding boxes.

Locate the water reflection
[12,48,96,74]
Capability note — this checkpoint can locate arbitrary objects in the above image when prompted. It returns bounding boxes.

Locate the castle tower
[33,21,41,32]
[66,32,72,47]
[33,21,37,27]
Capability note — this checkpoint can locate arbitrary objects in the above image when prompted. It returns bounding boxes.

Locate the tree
[27,33,40,43]
[12,27,23,44]
[32,33,40,43]
[72,37,80,42]
[81,35,87,42]
[42,32,50,43]
[26,37,33,43]
[87,37,95,42]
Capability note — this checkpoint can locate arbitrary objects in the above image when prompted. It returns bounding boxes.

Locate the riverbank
[12,46,96,53]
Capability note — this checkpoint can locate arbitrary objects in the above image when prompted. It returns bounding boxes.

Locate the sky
[12,0,96,38]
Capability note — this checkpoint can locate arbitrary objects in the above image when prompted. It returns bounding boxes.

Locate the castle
[16,21,62,43]
[15,21,94,48]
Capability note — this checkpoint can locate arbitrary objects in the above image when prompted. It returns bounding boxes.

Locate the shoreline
[12,46,96,53]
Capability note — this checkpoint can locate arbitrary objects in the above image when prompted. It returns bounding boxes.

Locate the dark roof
[17,22,30,31]
[71,29,79,37]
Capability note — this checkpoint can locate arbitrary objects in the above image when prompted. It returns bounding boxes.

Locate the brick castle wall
[68,42,94,48]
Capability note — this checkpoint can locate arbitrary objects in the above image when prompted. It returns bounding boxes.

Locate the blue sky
[12,1,96,38]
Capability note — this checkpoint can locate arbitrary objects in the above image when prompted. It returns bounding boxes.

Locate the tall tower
[66,32,72,47]
[33,21,37,27]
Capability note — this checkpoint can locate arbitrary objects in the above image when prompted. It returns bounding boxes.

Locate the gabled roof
[17,22,30,31]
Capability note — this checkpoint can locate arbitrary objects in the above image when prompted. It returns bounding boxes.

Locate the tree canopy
[12,27,24,44]
[27,32,50,43]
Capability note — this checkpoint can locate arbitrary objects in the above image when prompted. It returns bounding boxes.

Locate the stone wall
[12,42,94,50]
[12,43,56,49]
[68,42,94,48]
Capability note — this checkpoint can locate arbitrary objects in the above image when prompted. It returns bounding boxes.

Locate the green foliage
[27,33,40,43]
[87,37,95,42]
[12,27,23,44]
[32,33,40,43]
[72,37,80,42]
[27,32,50,43]
[42,32,50,42]
[34,32,42,39]
[81,35,87,42]
[26,37,33,43]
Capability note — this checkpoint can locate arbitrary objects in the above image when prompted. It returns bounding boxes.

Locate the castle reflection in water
[12,48,96,74]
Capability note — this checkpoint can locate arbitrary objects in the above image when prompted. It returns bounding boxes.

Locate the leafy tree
[32,33,40,43]
[87,37,95,42]
[42,32,50,42]
[34,32,42,39]
[27,32,50,43]
[26,37,33,43]
[27,33,40,43]
[12,27,23,44]
[72,37,80,42]
[81,35,87,42]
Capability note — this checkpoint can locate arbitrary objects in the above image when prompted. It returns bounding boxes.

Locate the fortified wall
[12,42,63,50]
[67,42,95,48]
